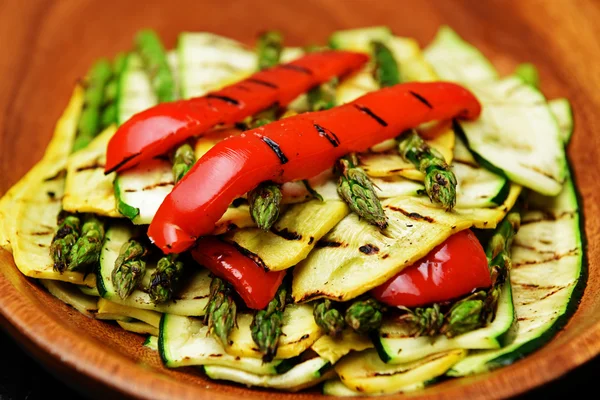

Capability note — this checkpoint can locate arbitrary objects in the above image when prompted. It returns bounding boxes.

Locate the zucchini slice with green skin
[549,98,574,144]
[375,280,514,364]
[447,171,585,376]
[452,136,510,208]
[144,335,159,351]
[322,378,424,397]
[114,158,174,224]
[97,223,211,315]
[203,357,332,392]
[178,32,256,99]
[423,25,499,83]
[334,349,466,395]
[158,313,285,374]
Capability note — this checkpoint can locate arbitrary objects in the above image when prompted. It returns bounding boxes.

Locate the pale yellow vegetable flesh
[97,298,162,328]
[40,279,98,318]
[311,329,373,364]
[225,200,349,271]
[117,320,160,337]
[225,304,322,360]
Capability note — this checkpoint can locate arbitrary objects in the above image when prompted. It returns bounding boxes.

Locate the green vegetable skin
[256,30,283,71]
[135,29,177,102]
[71,59,113,152]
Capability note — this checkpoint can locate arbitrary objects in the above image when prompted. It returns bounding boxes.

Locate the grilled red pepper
[149,81,481,254]
[191,237,286,310]
[104,50,368,173]
[371,229,492,308]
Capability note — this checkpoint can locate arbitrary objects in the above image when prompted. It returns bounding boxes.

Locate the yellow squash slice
[225,200,349,271]
[40,279,98,318]
[311,329,374,364]
[117,320,159,337]
[96,298,162,328]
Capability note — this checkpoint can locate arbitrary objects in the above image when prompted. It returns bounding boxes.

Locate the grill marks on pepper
[353,104,388,127]
[280,64,313,75]
[260,137,289,164]
[205,94,240,106]
[409,91,433,109]
[386,205,435,223]
[246,78,279,89]
[313,124,340,147]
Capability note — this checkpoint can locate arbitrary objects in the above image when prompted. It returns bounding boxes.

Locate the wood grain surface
[1,0,600,399]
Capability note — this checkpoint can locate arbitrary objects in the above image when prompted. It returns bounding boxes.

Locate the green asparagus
[398,130,457,211]
[135,29,176,103]
[248,181,283,230]
[313,299,346,338]
[256,30,283,70]
[111,239,147,299]
[67,214,105,272]
[251,284,287,362]
[514,63,540,88]
[148,255,184,303]
[345,297,385,334]
[371,40,400,88]
[72,59,113,152]
[336,154,388,229]
[397,304,444,337]
[172,143,196,183]
[50,211,81,273]
[204,277,238,347]
[307,77,338,111]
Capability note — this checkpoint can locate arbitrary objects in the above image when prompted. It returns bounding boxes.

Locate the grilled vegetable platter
[0,25,584,396]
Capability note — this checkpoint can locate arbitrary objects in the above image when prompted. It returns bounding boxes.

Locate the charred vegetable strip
[72,59,113,152]
[111,239,147,299]
[398,130,457,210]
[67,214,105,272]
[204,276,238,347]
[251,283,288,362]
[105,50,368,173]
[50,211,81,273]
[135,29,177,103]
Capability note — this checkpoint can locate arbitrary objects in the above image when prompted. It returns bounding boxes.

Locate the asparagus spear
[248,181,283,230]
[204,277,238,347]
[371,40,400,88]
[307,77,338,111]
[345,297,385,334]
[336,154,388,229]
[50,211,81,273]
[72,59,113,152]
[148,255,184,303]
[514,63,539,88]
[172,143,196,183]
[100,52,127,129]
[398,130,457,211]
[67,214,105,272]
[111,239,147,299]
[313,299,346,338]
[251,284,287,362]
[398,209,521,337]
[135,29,176,103]
[256,30,283,70]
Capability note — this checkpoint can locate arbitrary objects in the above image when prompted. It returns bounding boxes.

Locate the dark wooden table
[0,325,597,400]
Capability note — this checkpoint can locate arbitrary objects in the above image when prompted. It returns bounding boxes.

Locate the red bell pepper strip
[371,229,492,308]
[191,236,286,310]
[149,81,481,254]
[104,50,369,173]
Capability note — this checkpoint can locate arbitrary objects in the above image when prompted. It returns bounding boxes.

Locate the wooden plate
[1,0,599,398]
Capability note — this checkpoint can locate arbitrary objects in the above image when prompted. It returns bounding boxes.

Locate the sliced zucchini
[98,223,211,315]
[292,189,520,302]
[159,314,284,374]
[40,280,98,318]
[114,158,174,224]
[96,298,162,327]
[328,26,393,53]
[63,125,120,217]
[322,378,424,397]
[371,176,424,199]
[457,77,567,196]
[452,136,509,208]
[334,349,466,395]
[78,285,100,297]
[358,127,455,182]
[423,26,499,83]
[178,32,256,99]
[311,329,373,364]
[117,53,157,126]
[144,335,159,351]
[549,98,574,144]
[375,280,514,364]
[204,357,332,392]
[447,171,584,376]
[225,304,322,360]
[117,320,159,337]
[225,200,349,271]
